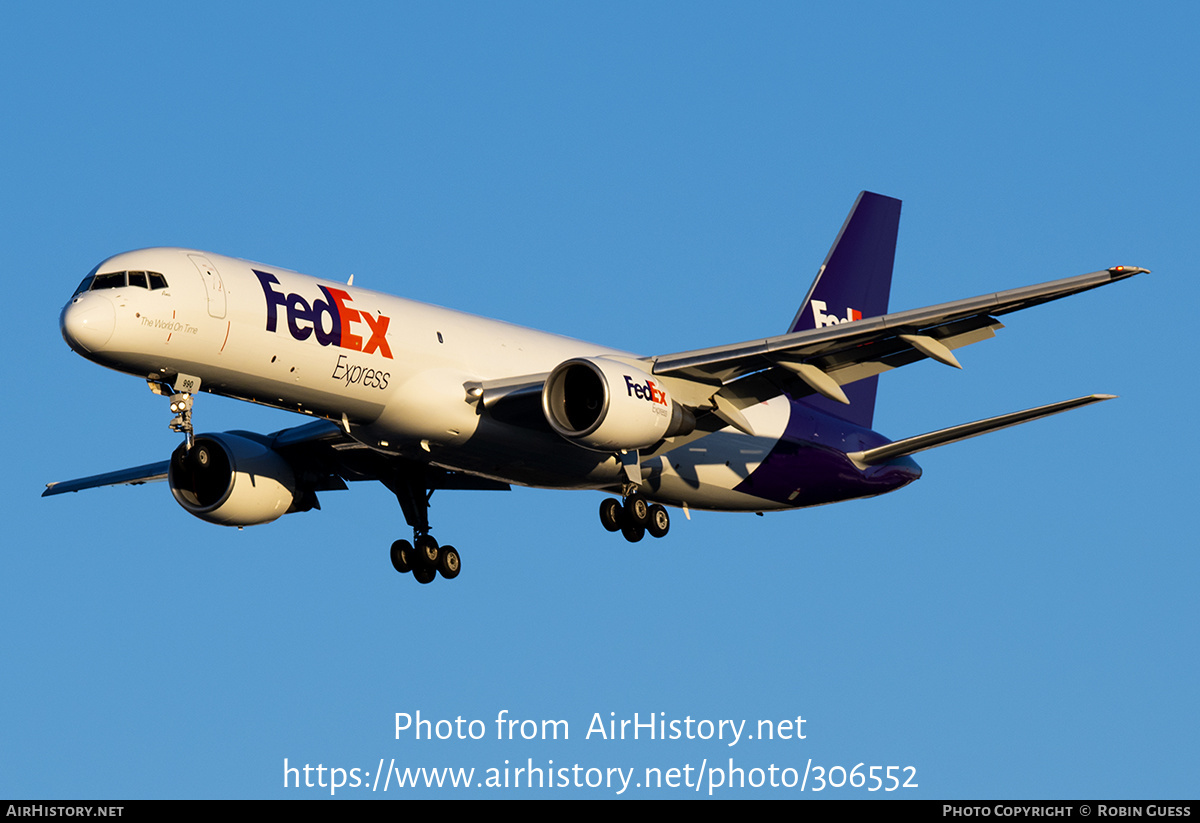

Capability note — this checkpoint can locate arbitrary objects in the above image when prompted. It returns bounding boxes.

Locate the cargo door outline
[189,254,227,319]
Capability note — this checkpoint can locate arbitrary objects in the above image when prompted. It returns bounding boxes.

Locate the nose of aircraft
[60,294,115,353]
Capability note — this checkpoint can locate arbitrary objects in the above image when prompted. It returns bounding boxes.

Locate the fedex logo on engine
[255,270,393,359]
[624,375,668,406]
[811,299,862,328]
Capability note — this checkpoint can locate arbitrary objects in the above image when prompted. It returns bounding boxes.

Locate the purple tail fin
[786,191,902,428]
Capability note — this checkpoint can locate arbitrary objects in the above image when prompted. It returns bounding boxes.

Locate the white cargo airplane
[46,192,1146,583]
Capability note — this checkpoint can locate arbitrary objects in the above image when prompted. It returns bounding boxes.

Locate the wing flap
[712,316,1002,408]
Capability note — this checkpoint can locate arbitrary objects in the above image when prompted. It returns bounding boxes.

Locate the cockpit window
[83,270,169,292]
[92,271,127,290]
[73,263,101,296]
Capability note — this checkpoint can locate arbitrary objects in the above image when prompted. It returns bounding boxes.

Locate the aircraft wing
[650,267,1148,395]
[43,418,510,499]
[450,266,1148,437]
[42,461,170,496]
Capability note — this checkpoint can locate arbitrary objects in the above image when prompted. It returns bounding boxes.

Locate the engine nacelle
[542,357,695,452]
[169,432,297,527]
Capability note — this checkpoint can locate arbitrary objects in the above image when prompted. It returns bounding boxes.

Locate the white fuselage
[63,248,795,510]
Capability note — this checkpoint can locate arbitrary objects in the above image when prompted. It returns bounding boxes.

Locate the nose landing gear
[149,373,202,450]
[168,392,194,448]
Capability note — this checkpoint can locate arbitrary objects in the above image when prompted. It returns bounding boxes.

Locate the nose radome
[60,294,115,353]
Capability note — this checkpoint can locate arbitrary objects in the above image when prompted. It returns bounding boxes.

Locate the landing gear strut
[168,393,194,449]
[599,492,671,543]
[383,474,462,584]
[149,374,201,450]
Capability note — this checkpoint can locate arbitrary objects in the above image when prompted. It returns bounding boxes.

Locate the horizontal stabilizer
[845,394,1115,467]
[43,461,169,496]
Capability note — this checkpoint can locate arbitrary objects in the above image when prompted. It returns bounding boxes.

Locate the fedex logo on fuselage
[624,375,668,406]
[810,299,862,328]
[255,270,393,359]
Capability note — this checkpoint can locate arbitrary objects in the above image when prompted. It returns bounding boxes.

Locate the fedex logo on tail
[811,300,862,328]
[255,270,393,359]
[624,375,668,406]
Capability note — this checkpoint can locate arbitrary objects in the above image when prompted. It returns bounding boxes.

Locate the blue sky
[2,1,1196,798]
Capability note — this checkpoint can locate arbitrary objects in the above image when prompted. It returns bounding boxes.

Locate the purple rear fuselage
[735,397,921,508]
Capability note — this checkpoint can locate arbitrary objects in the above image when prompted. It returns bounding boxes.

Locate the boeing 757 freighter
[46,192,1147,583]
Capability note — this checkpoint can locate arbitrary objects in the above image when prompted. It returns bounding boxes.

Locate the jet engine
[542,357,695,451]
[168,432,298,526]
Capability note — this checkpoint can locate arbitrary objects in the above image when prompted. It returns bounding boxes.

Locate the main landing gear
[390,534,460,584]
[599,493,670,543]
[384,475,461,585]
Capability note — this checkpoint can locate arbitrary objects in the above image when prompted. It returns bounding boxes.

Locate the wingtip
[1107,266,1150,278]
